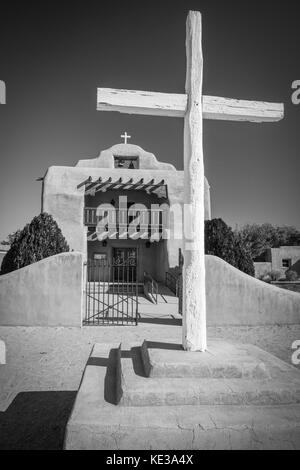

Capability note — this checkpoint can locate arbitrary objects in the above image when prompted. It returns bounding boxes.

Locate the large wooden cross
[96,11,284,352]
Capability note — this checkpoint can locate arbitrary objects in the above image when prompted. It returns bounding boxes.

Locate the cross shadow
[145,341,183,351]
[87,348,119,405]
[137,317,182,326]
[0,391,76,450]
[121,347,147,377]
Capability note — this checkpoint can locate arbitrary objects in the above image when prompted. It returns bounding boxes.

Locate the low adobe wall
[0,252,83,326]
[206,255,300,326]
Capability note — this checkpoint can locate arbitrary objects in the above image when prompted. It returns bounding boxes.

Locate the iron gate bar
[83,256,139,326]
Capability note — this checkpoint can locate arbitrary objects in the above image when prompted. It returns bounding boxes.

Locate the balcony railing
[84,207,165,236]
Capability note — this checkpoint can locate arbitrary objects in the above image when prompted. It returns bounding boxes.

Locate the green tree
[236,223,300,260]
[205,218,254,276]
[276,226,300,246]
[1,213,70,275]
[236,223,279,259]
[1,229,22,246]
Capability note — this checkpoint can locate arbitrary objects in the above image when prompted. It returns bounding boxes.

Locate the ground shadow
[0,391,76,450]
[121,347,147,377]
[145,341,183,351]
[137,317,182,326]
[87,348,118,405]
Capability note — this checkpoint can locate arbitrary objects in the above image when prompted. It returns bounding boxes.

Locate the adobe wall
[206,255,300,326]
[0,253,83,326]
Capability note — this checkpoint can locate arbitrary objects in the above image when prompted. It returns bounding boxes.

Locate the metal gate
[83,256,139,325]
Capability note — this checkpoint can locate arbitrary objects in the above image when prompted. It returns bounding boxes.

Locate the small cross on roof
[121,131,131,144]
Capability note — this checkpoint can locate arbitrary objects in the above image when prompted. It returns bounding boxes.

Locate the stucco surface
[206,255,300,326]
[0,253,83,327]
[76,143,177,171]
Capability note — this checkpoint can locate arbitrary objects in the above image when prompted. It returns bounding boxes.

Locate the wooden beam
[142,179,155,191]
[120,178,134,190]
[147,180,165,193]
[100,177,123,192]
[203,96,284,123]
[84,178,102,195]
[97,88,185,117]
[85,178,112,196]
[77,176,92,189]
[182,11,206,352]
[97,88,284,122]
[129,178,144,190]
[94,177,113,193]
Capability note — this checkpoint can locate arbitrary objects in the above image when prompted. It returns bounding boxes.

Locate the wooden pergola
[77,176,168,199]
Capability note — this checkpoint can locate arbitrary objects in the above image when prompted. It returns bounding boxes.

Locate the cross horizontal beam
[97,88,284,123]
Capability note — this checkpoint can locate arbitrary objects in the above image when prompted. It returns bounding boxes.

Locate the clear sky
[0,0,299,242]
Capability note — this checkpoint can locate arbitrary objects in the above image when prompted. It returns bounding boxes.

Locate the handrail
[143,271,158,304]
[165,271,181,297]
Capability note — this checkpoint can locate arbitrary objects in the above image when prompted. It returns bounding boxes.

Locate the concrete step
[118,346,300,407]
[65,342,300,449]
[141,339,297,379]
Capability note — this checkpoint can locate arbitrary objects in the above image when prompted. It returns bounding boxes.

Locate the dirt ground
[0,323,299,449]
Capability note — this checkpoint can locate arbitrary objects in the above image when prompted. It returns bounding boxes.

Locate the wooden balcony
[84,207,165,238]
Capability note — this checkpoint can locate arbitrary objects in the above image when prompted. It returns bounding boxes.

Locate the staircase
[65,339,300,449]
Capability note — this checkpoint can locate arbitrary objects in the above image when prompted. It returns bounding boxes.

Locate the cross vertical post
[182,11,206,352]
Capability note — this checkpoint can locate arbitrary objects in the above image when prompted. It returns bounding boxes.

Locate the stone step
[141,339,283,379]
[65,341,300,450]
[66,403,300,450]
[119,347,300,406]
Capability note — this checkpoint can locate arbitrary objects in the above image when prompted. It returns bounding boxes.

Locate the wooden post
[182,11,207,352]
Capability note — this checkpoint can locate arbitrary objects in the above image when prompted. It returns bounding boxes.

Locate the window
[114,156,139,169]
[282,259,292,268]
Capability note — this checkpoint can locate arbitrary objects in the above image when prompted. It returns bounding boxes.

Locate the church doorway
[83,251,139,326]
[112,247,137,282]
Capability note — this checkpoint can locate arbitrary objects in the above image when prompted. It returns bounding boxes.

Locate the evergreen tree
[1,213,69,275]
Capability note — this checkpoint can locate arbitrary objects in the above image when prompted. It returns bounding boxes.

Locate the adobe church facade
[42,142,211,283]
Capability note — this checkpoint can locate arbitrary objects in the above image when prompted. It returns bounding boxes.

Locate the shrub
[285,270,298,282]
[261,274,272,283]
[1,213,70,275]
[205,218,255,276]
[270,270,282,281]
